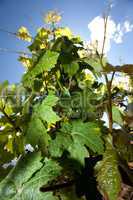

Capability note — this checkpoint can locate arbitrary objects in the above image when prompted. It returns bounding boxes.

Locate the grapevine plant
[0,11,133,200]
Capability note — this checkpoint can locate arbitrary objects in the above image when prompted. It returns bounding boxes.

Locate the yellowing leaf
[37,27,50,38]
[17,26,32,42]
[44,11,61,24]
[55,27,73,39]
[39,43,47,49]
[28,28,49,51]
[18,56,32,69]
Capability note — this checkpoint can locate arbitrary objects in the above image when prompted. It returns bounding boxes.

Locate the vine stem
[97,14,115,133]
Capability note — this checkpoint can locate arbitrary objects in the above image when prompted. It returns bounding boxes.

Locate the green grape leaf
[71,121,104,154]
[22,50,59,87]
[0,152,62,200]
[0,152,85,200]
[0,152,43,200]
[15,158,62,200]
[26,115,50,151]
[26,94,60,152]
[49,132,73,157]
[34,50,59,72]
[49,120,104,165]
[62,61,79,77]
[95,141,121,200]
[41,94,59,107]
[112,106,123,126]
[37,94,61,126]
[68,139,89,165]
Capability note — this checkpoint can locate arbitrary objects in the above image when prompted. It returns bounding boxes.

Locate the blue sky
[0,0,133,83]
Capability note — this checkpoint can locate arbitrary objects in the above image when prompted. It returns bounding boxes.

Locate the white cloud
[123,20,133,32]
[88,16,116,54]
[113,25,123,44]
[114,20,133,44]
[88,16,133,54]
